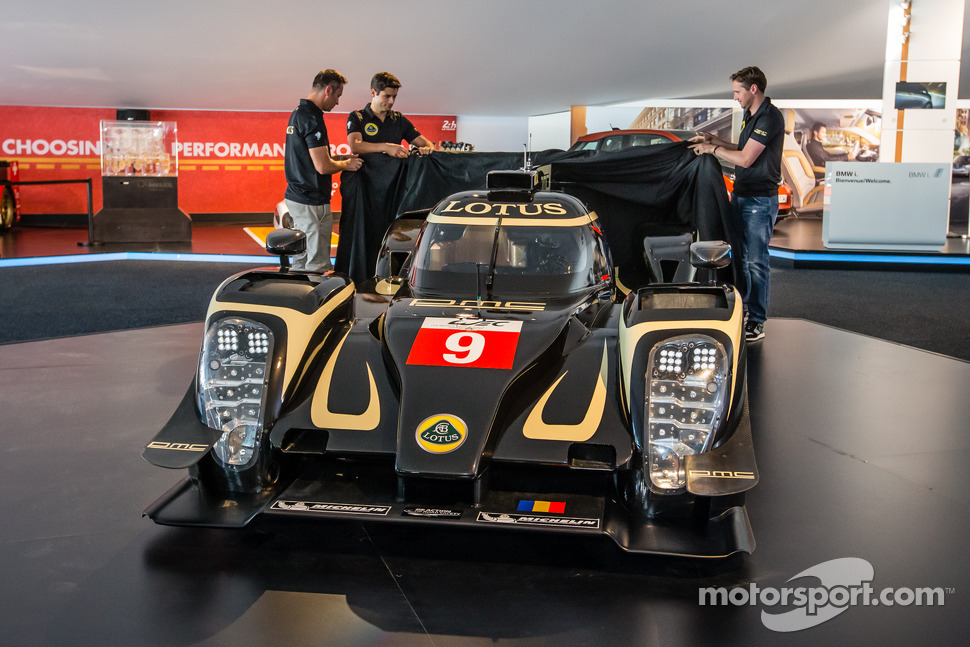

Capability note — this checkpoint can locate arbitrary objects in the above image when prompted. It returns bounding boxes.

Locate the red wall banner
[0,105,457,216]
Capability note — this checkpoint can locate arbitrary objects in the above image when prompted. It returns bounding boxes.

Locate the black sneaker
[744,321,765,342]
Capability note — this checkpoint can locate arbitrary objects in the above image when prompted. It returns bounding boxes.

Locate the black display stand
[92,175,191,243]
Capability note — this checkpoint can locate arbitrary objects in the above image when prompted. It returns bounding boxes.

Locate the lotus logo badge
[416,414,467,454]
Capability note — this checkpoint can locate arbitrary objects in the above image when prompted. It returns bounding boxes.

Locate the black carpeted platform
[0,260,263,344]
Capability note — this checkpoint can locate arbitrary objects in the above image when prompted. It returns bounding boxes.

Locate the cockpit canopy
[409,191,612,299]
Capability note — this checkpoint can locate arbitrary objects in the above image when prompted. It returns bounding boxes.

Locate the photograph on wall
[783,108,881,169]
[772,107,881,216]
[950,108,969,230]
[628,106,734,141]
[894,81,946,109]
[618,105,882,170]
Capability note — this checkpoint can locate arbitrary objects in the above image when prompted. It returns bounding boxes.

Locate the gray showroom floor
[1,319,968,646]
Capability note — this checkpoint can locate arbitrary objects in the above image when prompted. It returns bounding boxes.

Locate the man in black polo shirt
[284,68,362,272]
[346,71,434,157]
[336,71,432,281]
[689,66,784,342]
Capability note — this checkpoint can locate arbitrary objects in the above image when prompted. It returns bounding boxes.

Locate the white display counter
[822,162,950,251]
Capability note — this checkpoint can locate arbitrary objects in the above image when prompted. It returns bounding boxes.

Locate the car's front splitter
[145,462,754,559]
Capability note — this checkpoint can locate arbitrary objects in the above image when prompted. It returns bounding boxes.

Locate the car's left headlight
[644,335,728,491]
[198,318,274,468]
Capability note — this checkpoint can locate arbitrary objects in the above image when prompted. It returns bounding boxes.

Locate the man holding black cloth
[284,68,362,273]
[336,72,433,282]
[689,66,784,342]
[346,71,434,157]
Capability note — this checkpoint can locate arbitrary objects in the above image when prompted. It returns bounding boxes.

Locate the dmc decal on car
[689,470,756,480]
[146,441,209,452]
[408,298,545,312]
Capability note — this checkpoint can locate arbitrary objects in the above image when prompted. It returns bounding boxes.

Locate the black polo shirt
[733,97,785,198]
[284,99,332,205]
[346,104,421,145]
[806,139,848,166]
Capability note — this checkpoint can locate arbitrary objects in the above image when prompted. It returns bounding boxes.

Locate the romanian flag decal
[517,500,566,514]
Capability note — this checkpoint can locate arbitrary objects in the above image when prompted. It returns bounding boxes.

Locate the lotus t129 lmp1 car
[143,169,758,558]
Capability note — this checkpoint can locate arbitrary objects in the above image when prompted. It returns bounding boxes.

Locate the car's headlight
[645,335,728,491]
[198,318,274,468]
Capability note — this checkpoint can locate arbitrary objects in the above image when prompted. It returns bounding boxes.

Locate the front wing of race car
[146,418,756,558]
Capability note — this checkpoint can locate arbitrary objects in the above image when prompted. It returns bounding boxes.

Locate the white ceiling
[2,0,969,117]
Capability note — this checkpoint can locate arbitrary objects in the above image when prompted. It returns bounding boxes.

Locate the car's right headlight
[198,317,274,468]
[644,335,728,492]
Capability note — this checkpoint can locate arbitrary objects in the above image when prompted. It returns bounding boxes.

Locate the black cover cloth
[335,144,737,287]
[549,142,739,285]
[336,152,528,283]
[335,154,410,283]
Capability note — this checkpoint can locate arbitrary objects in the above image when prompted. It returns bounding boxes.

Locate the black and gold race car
[143,169,758,558]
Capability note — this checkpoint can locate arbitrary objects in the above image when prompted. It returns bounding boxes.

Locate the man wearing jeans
[688,66,784,342]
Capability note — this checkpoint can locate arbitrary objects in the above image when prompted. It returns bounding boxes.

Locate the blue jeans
[729,195,778,324]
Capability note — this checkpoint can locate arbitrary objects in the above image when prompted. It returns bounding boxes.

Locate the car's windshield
[410,221,607,298]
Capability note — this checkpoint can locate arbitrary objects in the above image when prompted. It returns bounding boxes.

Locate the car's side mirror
[689,241,732,285]
[266,228,306,272]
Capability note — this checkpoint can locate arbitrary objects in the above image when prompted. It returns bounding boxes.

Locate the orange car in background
[568,129,793,216]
